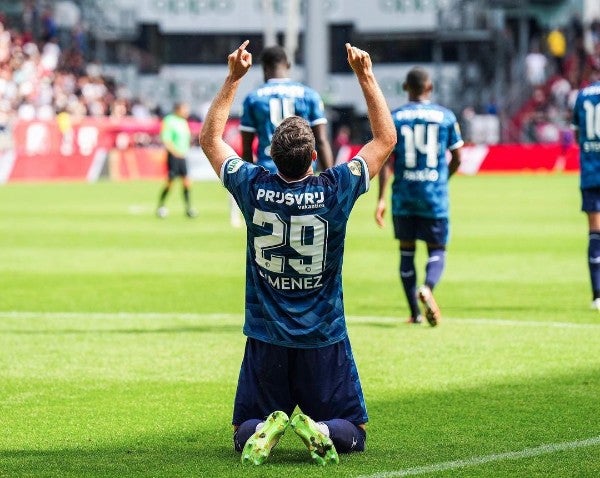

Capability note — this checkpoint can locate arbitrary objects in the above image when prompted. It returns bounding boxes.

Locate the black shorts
[393,215,449,245]
[232,337,368,426]
[581,187,600,212]
[167,153,188,179]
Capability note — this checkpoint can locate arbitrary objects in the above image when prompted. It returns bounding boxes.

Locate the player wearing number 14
[571,70,600,310]
[376,67,463,325]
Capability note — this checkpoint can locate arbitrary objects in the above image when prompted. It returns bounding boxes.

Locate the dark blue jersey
[240,79,328,173]
[221,156,369,348]
[572,81,600,189]
[390,101,463,218]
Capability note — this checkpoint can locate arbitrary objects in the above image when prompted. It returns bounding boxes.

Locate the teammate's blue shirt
[390,101,463,218]
[240,79,328,173]
[572,81,600,189]
[221,155,369,348]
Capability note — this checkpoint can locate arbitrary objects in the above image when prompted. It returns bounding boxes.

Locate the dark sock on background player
[400,247,420,319]
[425,247,446,289]
[588,231,600,299]
[183,186,191,208]
[158,185,170,207]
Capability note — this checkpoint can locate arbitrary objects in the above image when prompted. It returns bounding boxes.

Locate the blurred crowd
[1,2,600,148]
[0,7,154,138]
[517,16,600,144]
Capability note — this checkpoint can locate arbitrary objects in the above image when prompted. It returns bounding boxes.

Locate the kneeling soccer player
[199,40,396,464]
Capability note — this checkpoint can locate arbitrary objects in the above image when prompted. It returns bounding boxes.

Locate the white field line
[358,435,600,478]
[0,311,599,329]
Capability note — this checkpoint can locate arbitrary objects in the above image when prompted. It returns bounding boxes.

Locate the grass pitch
[0,174,599,477]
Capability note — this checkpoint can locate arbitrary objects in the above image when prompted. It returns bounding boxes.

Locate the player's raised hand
[345,43,372,77]
[228,40,253,81]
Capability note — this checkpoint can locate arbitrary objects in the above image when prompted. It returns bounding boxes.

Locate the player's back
[222,156,368,347]
[573,81,600,189]
[240,79,327,171]
[390,101,462,218]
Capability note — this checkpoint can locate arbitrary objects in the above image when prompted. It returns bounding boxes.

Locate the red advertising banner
[2,117,581,184]
[4,117,242,183]
[335,143,580,174]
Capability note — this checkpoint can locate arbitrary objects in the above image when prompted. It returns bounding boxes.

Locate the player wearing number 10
[376,67,463,326]
[571,71,600,310]
[200,41,395,465]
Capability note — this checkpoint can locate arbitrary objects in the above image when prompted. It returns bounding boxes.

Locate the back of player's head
[271,116,315,179]
[404,67,432,95]
[260,46,290,70]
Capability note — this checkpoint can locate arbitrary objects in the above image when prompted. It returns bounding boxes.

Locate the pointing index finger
[238,40,250,54]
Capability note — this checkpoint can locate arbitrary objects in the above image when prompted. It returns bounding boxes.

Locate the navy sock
[589,231,600,299]
[322,419,366,453]
[425,247,446,289]
[400,248,420,318]
[233,418,262,452]
[183,187,191,208]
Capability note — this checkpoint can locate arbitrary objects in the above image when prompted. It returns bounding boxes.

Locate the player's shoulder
[578,81,600,99]
[324,156,368,181]
[243,87,261,102]
[392,102,453,118]
[221,156,263,180]
[294,81,321,98]
[429,102,458,123]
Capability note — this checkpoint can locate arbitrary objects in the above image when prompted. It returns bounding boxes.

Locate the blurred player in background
[240,45,334,172]
[156,102,197,218]
[200,40,395,465]
[571,69,600,310]
[376,67,463,326]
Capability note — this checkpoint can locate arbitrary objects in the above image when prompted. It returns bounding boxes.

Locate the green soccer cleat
[290,414,339,466]
[241,411,289,465]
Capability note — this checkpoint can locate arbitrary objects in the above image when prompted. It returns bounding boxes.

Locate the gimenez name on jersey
[403,168,440,182]
[257,188,326,210]
[258,269,323,291]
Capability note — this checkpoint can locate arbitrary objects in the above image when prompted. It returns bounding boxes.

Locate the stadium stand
[0,0,599,180]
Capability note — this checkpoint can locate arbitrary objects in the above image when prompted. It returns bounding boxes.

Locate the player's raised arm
[200,40,253,175]
[346,43,396,179]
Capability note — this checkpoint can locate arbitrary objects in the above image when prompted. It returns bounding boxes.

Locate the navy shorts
[581,187,600,212]
[167,153,188,179]
[393,215,449,245]
[232,337,368,427]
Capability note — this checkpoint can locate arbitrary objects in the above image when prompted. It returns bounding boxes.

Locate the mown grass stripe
[358,435,600,477]
[0,311,599,329]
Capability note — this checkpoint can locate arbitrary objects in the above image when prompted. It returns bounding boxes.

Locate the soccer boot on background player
[185,207,198,218]
[241,410,289,465]
[290,413,339,465]
[156,206,168,218]
[417,285,441,327]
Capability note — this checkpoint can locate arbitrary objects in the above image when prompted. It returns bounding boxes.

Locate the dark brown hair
[270,116,315,179]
